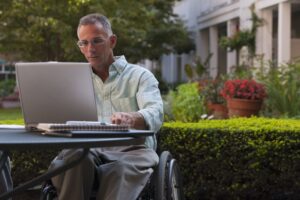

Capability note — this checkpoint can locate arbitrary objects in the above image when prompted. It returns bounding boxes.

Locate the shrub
[170,83,206,122]
[201,77,226,104]
[11,150,59,186]
[258,62,300,118]
[158,118,300,199]
[162,93,175,122]
[0,79,16,98]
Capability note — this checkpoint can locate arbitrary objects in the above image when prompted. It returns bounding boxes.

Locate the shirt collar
[110,55,127,74]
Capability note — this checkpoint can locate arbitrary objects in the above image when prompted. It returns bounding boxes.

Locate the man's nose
[87,43,96,52]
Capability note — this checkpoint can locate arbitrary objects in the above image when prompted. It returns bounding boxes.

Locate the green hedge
[4,117,300,200]
[10,150,59,186]
[158,118,300,200]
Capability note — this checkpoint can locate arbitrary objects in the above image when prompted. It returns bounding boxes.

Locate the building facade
[161,0,300,83]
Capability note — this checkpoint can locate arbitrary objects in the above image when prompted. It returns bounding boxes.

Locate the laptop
[15,62,99,131]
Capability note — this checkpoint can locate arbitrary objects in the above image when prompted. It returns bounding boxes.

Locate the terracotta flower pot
[207,102,228,119]
[227,98,262,118]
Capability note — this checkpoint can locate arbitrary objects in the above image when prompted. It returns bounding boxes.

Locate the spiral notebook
[37,122,129,132]
[36,121,129,137]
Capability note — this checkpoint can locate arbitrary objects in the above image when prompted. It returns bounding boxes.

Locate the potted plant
[220,79,267,117]
[201,77,228,119]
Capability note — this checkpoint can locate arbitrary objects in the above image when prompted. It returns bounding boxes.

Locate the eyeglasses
[77,37,107,48]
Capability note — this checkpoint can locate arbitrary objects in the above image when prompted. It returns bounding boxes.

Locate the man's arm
[111,70,163,131]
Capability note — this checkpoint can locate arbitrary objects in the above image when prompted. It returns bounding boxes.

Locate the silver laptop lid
[16,62,98,129]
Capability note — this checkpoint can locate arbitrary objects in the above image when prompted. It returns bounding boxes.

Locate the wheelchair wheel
[155,151,184,200]
[168,159,184,200]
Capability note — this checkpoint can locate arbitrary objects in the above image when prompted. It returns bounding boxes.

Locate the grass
[0,107,24,124]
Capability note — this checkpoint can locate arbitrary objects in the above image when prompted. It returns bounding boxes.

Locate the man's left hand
[111,112,147,130]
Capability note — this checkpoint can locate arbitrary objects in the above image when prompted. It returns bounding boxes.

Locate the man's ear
[110,34,117,48]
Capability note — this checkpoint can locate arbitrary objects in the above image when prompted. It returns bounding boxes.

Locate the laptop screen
[16,62,98,128]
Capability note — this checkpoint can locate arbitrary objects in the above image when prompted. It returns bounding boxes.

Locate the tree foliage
[0,0,194,62]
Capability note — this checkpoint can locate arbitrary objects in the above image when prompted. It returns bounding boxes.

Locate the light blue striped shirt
[92,56,164,149]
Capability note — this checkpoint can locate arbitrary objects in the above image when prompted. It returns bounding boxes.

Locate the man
[49,13,164,200]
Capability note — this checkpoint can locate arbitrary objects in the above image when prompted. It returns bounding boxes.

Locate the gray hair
[78,13,113,35]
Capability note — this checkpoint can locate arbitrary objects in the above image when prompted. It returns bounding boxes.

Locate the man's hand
[111,112,147,130]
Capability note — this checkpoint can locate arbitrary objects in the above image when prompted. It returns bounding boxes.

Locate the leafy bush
[170,83,206,122]
[201,77,226,104]
[158,118,300,200]
[162,93,175,122]
[258,62,300,118]
[0,79,16,98]
[11,150,59,186]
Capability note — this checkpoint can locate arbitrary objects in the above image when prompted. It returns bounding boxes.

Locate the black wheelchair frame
[41,151,184,200]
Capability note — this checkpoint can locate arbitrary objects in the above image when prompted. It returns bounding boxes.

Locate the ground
[10,190,40,200]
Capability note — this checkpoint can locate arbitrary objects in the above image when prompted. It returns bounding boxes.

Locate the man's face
[77,23,116,70]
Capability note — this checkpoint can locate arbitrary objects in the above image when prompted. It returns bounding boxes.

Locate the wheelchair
[41,151,184,200]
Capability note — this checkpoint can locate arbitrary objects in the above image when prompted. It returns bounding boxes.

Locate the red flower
[220,79,267,101]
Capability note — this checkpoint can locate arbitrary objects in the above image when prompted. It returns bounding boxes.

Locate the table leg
[0,151,8,171]
[0,151,13,199]
[0,148,89,200]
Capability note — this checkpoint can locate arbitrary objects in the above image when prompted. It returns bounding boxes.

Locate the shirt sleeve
[136,70,164,133]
